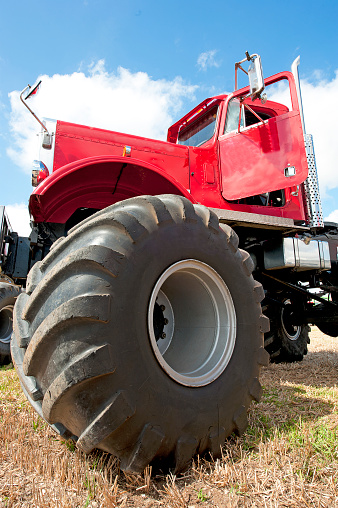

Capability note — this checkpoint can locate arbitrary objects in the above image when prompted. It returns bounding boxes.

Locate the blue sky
[1,0,338,234]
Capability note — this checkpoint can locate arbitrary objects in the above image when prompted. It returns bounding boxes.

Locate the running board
[210,208,308,232]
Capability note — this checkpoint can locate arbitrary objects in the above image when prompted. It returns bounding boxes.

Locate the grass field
[0,328,337,507]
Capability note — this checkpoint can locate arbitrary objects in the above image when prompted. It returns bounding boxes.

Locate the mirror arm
[20,85,49,134]
[235,62,248,90]
[243,103,265,124]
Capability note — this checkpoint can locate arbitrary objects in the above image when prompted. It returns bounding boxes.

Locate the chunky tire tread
[120,424,165,473]
[264,335,274,347]
[249,378,263,402]
[40,218,133,273]
[160,194,198,224]
[49,236,66,251]
[258,347,270,366]
[23,246,122,323]
[253,283,265,304]
[12,195,266,473]
[42,343,115,421]
[120,196,173,229]
[239,249,255,276]
[219,223,239,252]
[77,390,135,453]
[270,349,281,360]
[23,294,111,377]
[259,315,270,334]
[13,293,30,348]
[26,262,43,295]
[194,205,220,234]
[174,435,198,473]
[233,405,248,436]
[207,427,226,457]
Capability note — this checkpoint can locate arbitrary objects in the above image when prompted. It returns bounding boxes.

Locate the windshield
[178,105,218,147]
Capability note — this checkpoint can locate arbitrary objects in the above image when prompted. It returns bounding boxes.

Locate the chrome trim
[291,56,306,135]
[291,57,324,229]
[303,134,324,228]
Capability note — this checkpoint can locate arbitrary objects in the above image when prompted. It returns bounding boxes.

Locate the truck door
[219,97,308,201]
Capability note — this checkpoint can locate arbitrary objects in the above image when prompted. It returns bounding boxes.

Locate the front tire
[12,195,269,472]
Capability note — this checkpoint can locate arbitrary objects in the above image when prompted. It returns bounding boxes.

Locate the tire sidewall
[106,218,261,436]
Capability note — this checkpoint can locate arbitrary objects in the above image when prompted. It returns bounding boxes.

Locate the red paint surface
[30,70,308,225]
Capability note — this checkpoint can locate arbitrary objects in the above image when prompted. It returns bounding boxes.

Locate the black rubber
[12,195,269,473]
[315,295,338,337]
[264,296,310,363]
[316,322,338,337]
[0,282,20,365]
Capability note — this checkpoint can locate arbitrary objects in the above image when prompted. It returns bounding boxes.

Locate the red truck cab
[168,71,308,223]
[28,68,308,229]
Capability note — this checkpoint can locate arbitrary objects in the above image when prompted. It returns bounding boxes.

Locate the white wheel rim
[281,299,301,341]
[0,305,14,344]
[148,260,237,387]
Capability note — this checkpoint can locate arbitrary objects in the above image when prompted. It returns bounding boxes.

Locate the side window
[224,98,273,134]
[178,105,219,147]
[224,99,244,134]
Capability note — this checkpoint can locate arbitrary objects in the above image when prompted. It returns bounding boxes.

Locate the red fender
[29,155,194,223]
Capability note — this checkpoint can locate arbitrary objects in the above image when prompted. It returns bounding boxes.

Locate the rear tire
[0,282,20,365]
[264,297,310,363]
[12,195,269,472]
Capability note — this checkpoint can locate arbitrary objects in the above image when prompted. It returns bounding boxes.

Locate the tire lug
[161,333,166,339]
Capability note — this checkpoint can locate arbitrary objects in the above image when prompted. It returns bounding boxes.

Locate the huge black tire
[12,195,269,473]
[0,282,20,365]
[264,297,310,363]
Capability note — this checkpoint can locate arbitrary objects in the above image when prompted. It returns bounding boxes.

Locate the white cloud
[5,203,31,237]
[324,210,338,223]
[197,50,220,71]
[7,60,197,175]
[268,71,338,201]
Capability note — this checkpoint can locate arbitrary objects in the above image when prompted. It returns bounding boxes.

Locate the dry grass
[0,328,337,507]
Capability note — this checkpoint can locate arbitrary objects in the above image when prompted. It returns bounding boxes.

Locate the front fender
[29,155,193,223]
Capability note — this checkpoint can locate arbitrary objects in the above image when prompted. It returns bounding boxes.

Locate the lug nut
[164,318,169,325]
[162,333,166,339]
[160,305,166,311]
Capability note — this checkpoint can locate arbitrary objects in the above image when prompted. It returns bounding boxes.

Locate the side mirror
[248,55,265,100]
[235,52,266,102]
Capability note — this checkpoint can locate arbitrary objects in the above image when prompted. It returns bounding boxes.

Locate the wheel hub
[148,260,237,387]
[281,299,301,341]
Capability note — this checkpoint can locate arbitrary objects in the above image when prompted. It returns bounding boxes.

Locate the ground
[0,328,337,507]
